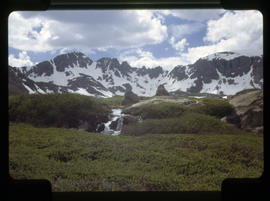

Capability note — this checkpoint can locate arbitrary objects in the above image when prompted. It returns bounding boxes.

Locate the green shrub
[125,102,188,119]
[124,98,234,120]
[9,123,263,191]
[192,98,234,118]
[139,96,152,101]
[122,112,243,136]
[96,95,123,108]
[9,94,110,129]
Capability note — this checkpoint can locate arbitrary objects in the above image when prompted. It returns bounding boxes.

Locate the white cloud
[180,43,226,64]
[8,12,56,52]
[203,10,263,56]
[169,37,189,52]
[179,10,263,64]
[204,11,262,43]
[119,48,187,70]
[9,10,168,53]
[169,23,204,39]
[8,10,263,70]
[159,9,225,22]
[9,51,34,67]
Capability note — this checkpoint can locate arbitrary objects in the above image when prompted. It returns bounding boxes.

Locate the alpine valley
[8,51,263,97]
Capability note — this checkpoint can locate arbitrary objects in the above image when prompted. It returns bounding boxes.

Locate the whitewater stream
[101,108,125,136]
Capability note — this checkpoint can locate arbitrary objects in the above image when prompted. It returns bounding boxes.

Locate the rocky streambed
[98,108,125,136]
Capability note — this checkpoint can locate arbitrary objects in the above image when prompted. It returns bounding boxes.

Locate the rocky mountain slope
[8,51,263,97]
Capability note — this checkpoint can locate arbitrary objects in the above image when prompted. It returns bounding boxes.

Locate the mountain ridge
[9,51,263,97]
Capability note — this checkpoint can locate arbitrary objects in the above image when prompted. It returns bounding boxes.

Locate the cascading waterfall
[101,108,125,136]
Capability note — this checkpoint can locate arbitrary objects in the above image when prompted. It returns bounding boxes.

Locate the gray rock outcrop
[121,90,140,106]
[228,89,263,133]
[155,84,170,96]
[123,115,140,125]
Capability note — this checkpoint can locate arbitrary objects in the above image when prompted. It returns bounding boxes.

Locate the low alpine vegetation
[124,102,188,119]
[96,95,123,108]
[192,98,235,118]
[9,123,263,191]
[122,112,245,136]
[122,99,239,136]
[9,94,110,131]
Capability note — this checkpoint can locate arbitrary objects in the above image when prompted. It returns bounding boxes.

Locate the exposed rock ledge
[126,96,197,109]
[228,89,263,133]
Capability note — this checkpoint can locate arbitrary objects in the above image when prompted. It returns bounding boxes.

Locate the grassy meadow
[8,94,264,191]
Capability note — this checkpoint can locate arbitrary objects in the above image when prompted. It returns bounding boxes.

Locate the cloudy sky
[8,9,263,70]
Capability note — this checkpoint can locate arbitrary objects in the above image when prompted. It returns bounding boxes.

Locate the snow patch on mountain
[75,88,95,96]
[164,76,197,92]
[34,84,46,94]
[126,71,166,96]
[200,67,256,95]
[28,59,68,86]
[95,88,114,98]
[23,83,35,94]
[9,51,263,97]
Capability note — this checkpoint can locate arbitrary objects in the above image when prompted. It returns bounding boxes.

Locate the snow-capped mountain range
[8,51,263,97]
